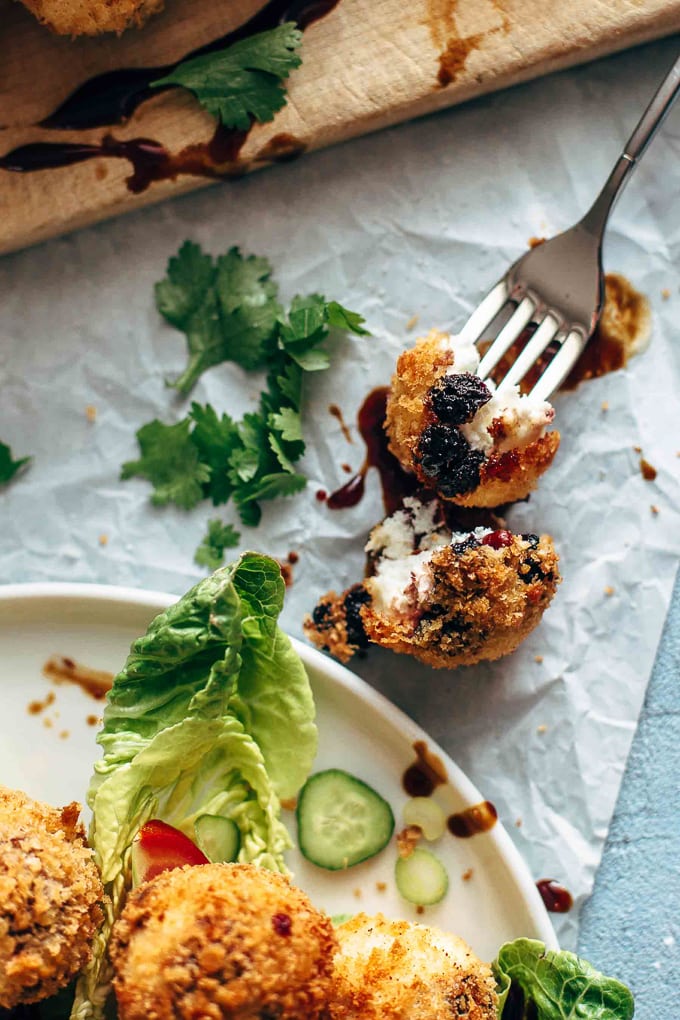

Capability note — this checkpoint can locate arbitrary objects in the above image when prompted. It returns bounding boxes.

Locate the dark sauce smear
[0,0,338,189]
[39,0,342,131]
[447,800,498,838]
[0,127,247,193]
[536,878,573,913]
[327,387,418,513]
[42,654,113,700]
[402,739,448,797]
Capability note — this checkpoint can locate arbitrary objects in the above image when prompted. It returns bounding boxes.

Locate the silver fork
[459,53,680,402]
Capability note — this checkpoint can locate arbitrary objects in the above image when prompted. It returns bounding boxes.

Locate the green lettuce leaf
[74,555,316,1020]
[493,939,635,1020]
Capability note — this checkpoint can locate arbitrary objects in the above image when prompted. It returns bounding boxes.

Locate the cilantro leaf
[269,407,302,443]
[195,519,241,569]
[157,245,281,393]
[0,441,31,487]
[155,241,215,330]
[127,240,371,555]
[326,300,370,336]
[121,419,210,510]
[215,248,281,370]
[152,24,303,130]
[189,403,239,505]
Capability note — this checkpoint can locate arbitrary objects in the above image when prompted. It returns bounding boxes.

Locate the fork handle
[580,52,680,237]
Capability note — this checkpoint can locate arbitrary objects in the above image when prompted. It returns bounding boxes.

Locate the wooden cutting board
[1,0,679,256]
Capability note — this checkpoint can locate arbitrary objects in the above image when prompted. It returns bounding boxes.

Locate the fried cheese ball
[16,0,165,36]
[0,786,104,1010]
[304,497,559,668]
[386,330,560,507]
[110,862,337,1020]
[329,913,497,1020]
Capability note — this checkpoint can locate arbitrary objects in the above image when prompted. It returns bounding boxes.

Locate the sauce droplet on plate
[447,801,498,838]
[402,740,449,797]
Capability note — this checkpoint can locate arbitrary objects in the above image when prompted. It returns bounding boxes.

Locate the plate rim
[0,580,558,950]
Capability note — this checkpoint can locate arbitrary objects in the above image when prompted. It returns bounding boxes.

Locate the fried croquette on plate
[110,862,337,1020]
[16,0,164,36]
[304,497,559,668]
[386,330,559,507]
[0,786,104,1010]
[329,913,497,1020]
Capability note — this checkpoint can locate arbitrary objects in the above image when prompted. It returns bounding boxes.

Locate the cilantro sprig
[122,242,369,568]
[0,441,31,487]
[152,23,303,130]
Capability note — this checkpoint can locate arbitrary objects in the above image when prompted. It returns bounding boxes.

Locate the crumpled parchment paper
[1,37,679,948]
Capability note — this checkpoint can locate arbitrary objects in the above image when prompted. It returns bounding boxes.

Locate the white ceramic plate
[0,583,557,963]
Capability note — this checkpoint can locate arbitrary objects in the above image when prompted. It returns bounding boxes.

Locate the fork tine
[495,314,561,390]
[477,296,536,379]
[529,329,588,401]
[458,281,508,345]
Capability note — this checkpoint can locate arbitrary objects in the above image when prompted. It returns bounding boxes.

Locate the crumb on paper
[537,723,548,735]
[353,888,362,899]
[396,825,422,859]
[661,288,671,300]
[98,533,109,547]
[640,458,657,481]
[461,868,474,881]
[86,714,101,727]
[604,585,615,597]
[43,718,53,729]
[59,730,70,740]
[528,236,545,248]
[416,905,425,915]
[601,401,609,412]
[376,881,387,893]
[534,654,543,664]
[515,818,522,828]
[651,504,660,515]
[633,445,642,453]
[85,404,97,423]
[406,314,419,332]
[280,797,297,811]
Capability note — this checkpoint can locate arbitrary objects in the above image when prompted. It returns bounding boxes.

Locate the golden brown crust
[385,330,451,474]
[110,863,337,1020]
[385,330,559,506]
[303,591,357,664]
[328,913,497,1020]
[306,533,559,670]
[0,786,104,1010]
[16,0,165,36]
[363,534,559,668]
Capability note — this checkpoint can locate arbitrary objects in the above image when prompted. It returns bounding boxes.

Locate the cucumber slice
[402,797,446,841]
[395,847,449,905]
[297,768,395,870]
[194,814,240,863]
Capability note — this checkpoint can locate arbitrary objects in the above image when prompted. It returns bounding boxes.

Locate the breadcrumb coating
[16,0,165,36]
[304,511,559,668]
[0,786,104,1010]
[110,862,337,1020]
[386,330,559,506]
[328,913,497,1020]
